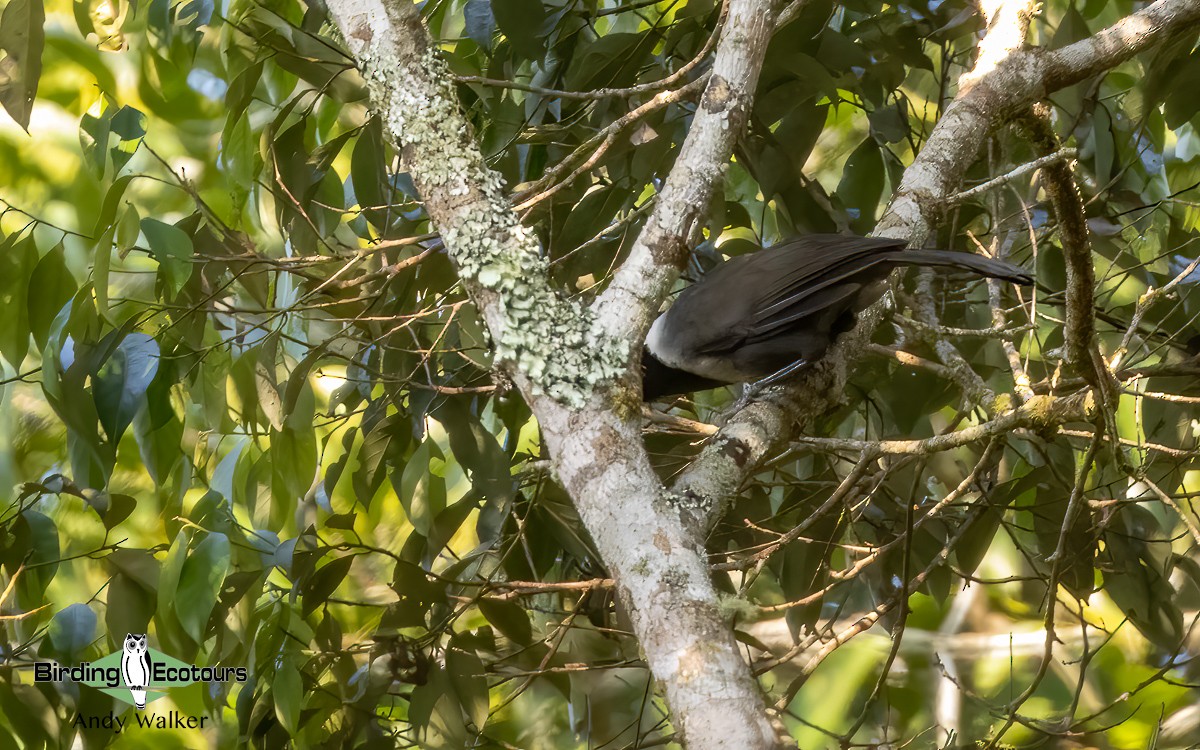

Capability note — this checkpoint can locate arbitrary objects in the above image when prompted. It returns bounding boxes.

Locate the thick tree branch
[324,0,783,747]
[1042,0,1200,88]
[326,0,626,408]
[593,0,775,352]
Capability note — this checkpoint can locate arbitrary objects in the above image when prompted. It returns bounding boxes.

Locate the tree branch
[323,0,784,747]
[593,0,776,354]
[1018,107,1102,385]
[947,147,1077,205]
[789,393,1086,457]
[674,0,1200,532]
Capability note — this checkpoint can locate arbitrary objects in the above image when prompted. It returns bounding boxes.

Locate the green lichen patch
[358,44,625,407]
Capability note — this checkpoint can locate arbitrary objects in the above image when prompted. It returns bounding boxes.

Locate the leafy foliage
[0,0,1199,747]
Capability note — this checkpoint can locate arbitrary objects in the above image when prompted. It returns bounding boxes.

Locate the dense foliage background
[1,0,1200,746]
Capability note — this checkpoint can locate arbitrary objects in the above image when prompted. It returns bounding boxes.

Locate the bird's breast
[646,315,749,383]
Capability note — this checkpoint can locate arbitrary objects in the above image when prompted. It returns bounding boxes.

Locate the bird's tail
[892,249,1034,285]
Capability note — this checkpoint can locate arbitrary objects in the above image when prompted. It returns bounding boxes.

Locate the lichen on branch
[352,37,624,406]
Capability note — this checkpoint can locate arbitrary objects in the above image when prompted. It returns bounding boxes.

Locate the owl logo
[119,634,152,710]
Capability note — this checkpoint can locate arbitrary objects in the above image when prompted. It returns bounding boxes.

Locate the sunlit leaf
[0,0,44,131]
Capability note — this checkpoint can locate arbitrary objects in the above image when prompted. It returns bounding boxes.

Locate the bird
[642,234,1033,400]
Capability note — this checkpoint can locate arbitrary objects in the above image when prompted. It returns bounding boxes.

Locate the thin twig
[948,148,1078,205]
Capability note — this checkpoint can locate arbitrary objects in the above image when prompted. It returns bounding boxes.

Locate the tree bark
[323,0,1200,744]
[675,0,1200,533]
[323,0,781,746]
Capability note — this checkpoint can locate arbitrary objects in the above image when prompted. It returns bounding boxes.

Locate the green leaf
[221,114,256,214]
[868,100,909,144]
[47,603,96,664]
[1049,5,1090,50]
[0,682,56,745]
[835,138,885,233]
[115,203,141,261]
[464,0,495,50]
[80,106,114,178]
[93,174,134,238]
[492,0,546,60]
[274,657,302,734]
[325,512,356,530]
[954,502,1004,577]
[223,60,262,116]
[354,411,407,508]
[93,222,114,317]
[1165,55,1200,128]
[109,104,146,141]
[776,53,839,107]
[301,554,354,616]
[107,548,161,592]
[26,241,77,351]
[435,399,514,507]
[816,29,870,75]
[478,598,532,645]
[555,187,630,261]
[773,489,843,639]
[16,511,58,608]
[140,218,194,298]
[255,344,285,431]
[93,332,159,445]
[156,532,188,627]
[0,0,45,131]
[1101,506,1182,650]
[0,233,36,368]
[105,572,156,646]
[398,438,446,536]
[447,640,489,730]
[132,362,184,485]
[391,561,446,628]
[271,424,317,506]
[351,118,389,229]
[174,532,231,642]
[407,664,455,737]
[564,33,652,92]
[102,493,136,530]
[37,287,110,485]
[105,103,143,171]
[1032,486,1096,599]
[282,343,327,418]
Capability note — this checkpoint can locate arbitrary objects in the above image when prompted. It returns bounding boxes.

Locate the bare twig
[948,147,1078,205]
[788,393,1085,457]
[457,0,725,101]
[511,76,709,212]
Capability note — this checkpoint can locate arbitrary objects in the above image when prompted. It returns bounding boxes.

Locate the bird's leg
[755,359,810,389]
[732,359,808,410]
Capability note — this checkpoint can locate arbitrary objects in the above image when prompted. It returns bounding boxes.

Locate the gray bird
[642,234,1033,399]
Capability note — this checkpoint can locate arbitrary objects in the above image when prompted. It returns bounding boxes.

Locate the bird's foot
[729,385,760,414]
[729,359,809,412]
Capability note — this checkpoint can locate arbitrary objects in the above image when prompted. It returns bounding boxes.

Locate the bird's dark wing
[690,236,905,355]
[644,234,1032,395]
[753,236,906,306]
[748,278,871,339]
